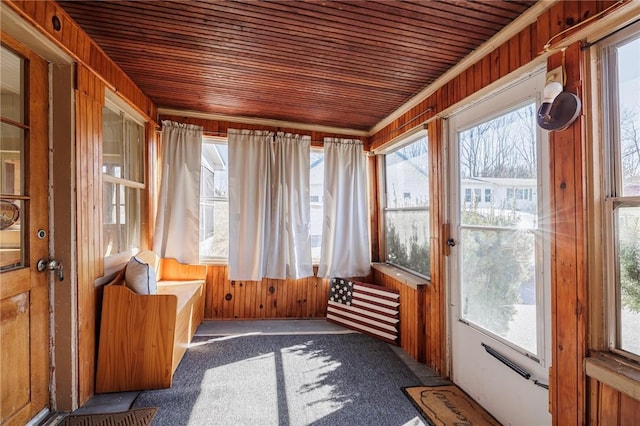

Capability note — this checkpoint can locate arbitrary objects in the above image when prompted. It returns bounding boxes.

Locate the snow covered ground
[503,304,640,357]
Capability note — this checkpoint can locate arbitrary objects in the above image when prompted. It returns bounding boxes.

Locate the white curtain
[153,120,202,264]
[228,129,312,281]
[318,138,370,278]
[264,133,313,279]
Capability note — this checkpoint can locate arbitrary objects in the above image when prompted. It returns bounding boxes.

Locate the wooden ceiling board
[58,0,536,131]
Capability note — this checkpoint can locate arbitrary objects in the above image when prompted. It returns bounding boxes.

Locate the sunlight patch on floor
[191,353,279,425]
[282,341,348,424]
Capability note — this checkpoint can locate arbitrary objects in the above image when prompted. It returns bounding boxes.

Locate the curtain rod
[203,130,357,145]
[581,17,640,50]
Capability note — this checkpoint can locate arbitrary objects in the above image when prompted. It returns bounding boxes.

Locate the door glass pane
[1,46,24,124]
[458,102,539,354]
[616,206,640,356]
[1,46,25,271]
[461,228,537,353]
[0,123,24,196]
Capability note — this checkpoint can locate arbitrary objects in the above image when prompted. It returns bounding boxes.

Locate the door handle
[447,238,456,247]
[37,258,64,281]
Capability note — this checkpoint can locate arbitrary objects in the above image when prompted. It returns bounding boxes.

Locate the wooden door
[1,34,50,426]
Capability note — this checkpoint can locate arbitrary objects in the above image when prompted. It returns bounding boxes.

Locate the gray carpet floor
[133,333,427,426]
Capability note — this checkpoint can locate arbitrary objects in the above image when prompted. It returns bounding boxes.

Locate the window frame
[199,136,229,264]
[102,93,146,270]
[309,146,325,264]
[600,23,640,363]
[378,129,430,279]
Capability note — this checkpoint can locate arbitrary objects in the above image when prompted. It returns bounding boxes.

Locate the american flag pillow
[327,277,400,344]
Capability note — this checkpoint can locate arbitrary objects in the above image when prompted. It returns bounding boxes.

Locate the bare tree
[459,104,536,179]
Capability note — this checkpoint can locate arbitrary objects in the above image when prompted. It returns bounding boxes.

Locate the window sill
[585,351,640,401]
[370,262,430,290]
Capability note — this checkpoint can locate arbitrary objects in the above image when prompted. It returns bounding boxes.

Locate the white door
[447,69,551,425]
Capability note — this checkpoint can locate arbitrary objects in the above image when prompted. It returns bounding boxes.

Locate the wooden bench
[96,251,207,393]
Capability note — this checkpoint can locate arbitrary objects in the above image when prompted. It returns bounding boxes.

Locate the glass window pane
[385,210,430,277]
[1,46,24,124]
[199,143,229,260]
[123,186,141,252]
[383,136,430,277]
[385,138,429,208]
[461,228,537,354]
[124,118,143,183]
[617,37,640,196]
[103,182,141,256]
[1,123,24,196]
[103,107,123,179]
[310,150,324,262]
[0,199,24,271]
[616,206,640,357]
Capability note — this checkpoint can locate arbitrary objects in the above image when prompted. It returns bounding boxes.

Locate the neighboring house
[461,177,537,214]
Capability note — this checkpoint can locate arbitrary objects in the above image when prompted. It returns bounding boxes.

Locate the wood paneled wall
[159,114,370,149]
[547,42,588,426]
[6,0,156,120]
[426,119,446,375]
[368,1,628,424]
[6,0,158,407]
[371,270,425,363]
[75,64,105,405]
[370,1,617,150]
[204,265,331,319]
[589,379,640,426]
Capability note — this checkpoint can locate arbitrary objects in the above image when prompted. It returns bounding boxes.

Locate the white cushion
[125,256,157,295]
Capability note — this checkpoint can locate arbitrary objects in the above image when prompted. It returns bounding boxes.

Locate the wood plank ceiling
[57,0,536,131]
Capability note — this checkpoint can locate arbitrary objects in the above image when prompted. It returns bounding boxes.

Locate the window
[485,189,492,202]
[199,139,228,261]
[198,140,324,264]
[310,149,324,262]
[602,26,640,359]
[383,135,430,277]
[102,102,144,258]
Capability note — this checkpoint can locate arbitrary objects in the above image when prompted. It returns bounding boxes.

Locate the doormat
[59,407,157,426]
[403,385,501,425]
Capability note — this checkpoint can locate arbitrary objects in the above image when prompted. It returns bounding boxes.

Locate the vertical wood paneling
[589,379,640,425]
[427,119,446,375]
[204,266,331,320]
[5,0,156,120]
[371,270,422,361]
[620,393,640,426]
[367,3,625,425]
[75,65,104,405]
[548,43,587,426]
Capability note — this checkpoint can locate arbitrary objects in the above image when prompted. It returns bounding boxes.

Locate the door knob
[447,238,456,247]
[37,258,64,281]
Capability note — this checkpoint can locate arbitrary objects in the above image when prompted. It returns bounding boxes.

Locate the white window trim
[599,22,640,363]
[102,89,146,265]
[377,129,430,279]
